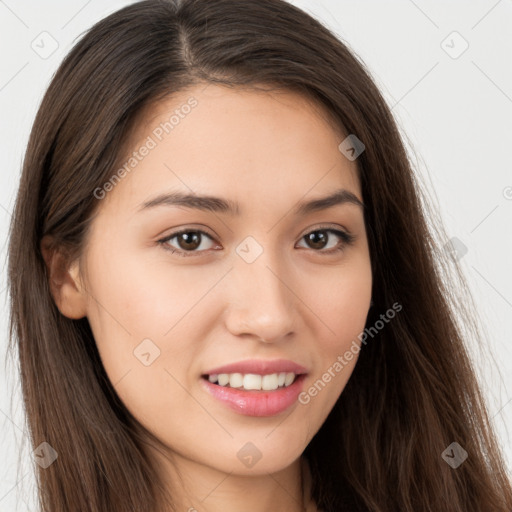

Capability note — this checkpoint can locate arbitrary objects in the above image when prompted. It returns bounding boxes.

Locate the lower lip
[200,374,307,417]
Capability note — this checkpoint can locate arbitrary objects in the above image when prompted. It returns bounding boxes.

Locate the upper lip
[203,358,308,376]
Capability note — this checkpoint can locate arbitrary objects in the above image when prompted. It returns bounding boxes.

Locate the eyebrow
[137,188,364,216]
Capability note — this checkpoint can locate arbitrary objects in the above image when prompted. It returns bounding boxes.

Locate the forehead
[137,83,346,141]
[101,83,361,214]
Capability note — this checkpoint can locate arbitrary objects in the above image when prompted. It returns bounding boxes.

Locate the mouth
[199,372,308,417]
[199,358,309,416]
[201,371,301,392]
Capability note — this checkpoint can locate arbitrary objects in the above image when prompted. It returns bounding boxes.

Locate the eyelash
[157,225,356,258]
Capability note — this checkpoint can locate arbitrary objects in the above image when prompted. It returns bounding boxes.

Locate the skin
[43,83,373,512]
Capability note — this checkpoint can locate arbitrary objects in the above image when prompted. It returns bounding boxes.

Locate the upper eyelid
[160,224,350,241]
[160,227,215,243]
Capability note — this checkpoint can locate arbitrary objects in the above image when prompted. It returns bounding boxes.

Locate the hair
[6,0,512,511]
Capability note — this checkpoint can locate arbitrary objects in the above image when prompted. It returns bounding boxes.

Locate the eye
[157,226,356,257]
[158,229,219,257]
[296,226,356,254]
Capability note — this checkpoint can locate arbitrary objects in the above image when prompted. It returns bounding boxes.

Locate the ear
[40,236,88,319]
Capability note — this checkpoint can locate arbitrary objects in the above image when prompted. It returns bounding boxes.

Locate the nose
[223,245,297,344]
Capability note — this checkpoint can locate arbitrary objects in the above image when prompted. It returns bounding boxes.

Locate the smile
[200,373,307,417]
[204,372,298,391]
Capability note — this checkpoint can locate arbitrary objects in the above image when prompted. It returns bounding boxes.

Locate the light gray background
[1,0,511,510]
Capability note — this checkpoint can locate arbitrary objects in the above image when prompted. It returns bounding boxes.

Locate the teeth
[229,373,243,388]
[284,372,295,386]
[207,372,297,391]
[261,374,278,390]
[244,374,261,390]
[217,374,229,386]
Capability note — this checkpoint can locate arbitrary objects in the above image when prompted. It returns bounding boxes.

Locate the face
[63,84,372,478]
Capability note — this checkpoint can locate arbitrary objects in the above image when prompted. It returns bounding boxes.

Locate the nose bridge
[225,234,296,339]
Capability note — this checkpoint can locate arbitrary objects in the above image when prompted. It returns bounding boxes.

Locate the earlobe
[40,236,88,320]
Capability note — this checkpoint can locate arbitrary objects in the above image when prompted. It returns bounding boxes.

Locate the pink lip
[200,374,307,417]
[203,358,308,376]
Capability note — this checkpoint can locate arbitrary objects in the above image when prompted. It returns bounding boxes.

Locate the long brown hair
[7,0,512,510]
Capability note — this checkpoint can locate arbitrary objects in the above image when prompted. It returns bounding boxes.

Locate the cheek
[82,255,200,440]
[310,257,372,345]
[298,257,371,416]
[86,246,209,345]
[82,248,211,406]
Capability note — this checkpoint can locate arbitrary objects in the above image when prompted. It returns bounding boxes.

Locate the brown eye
[158,226,355,258]
[297,228,355,254]
[175,231,201,250]
[304,230,329,250]
[158,229,217,257]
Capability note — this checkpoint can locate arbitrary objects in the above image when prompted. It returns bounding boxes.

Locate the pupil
[307,231,327,249]
[180,232,200,250]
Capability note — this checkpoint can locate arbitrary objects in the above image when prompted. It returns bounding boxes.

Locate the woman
[7,0,512,511]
